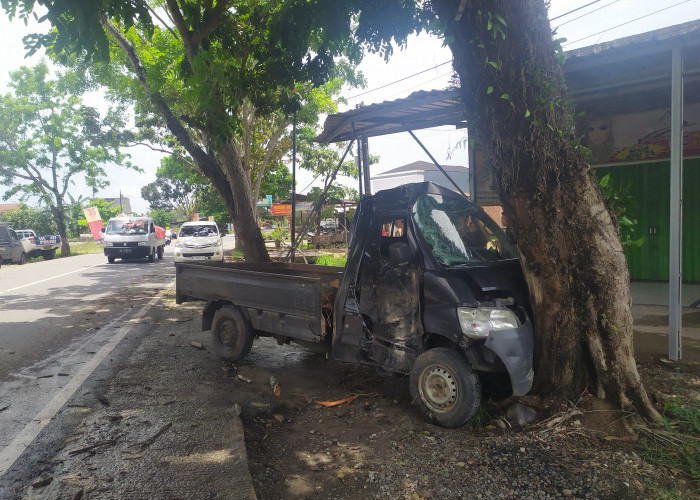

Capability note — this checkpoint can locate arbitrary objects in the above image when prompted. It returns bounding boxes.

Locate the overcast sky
[1,0,698,214]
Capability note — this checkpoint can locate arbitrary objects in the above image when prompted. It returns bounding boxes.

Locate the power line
[553,0,622,28]
[550,0,605,21]
[562,0,693,46]
[347,60,453,100]
[382,71,455,101]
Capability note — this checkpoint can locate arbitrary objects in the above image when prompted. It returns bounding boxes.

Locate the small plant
[639,398,700,481]
[315,254,347,267]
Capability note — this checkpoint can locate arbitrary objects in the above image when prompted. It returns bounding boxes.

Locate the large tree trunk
[432,0,660,420]
[218,141,271,262]
[50,202,70,256]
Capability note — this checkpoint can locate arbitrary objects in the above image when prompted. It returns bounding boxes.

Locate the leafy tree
[87,198,121,222]
[148,208,174,228]
[141,156,203,221]
[2,0,365,262]
[0,204,56,235]
[0,63,134,255]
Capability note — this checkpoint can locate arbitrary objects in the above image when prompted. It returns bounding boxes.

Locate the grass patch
[639,398,700,481]
[314,253,347,267]
[58,241,103,256]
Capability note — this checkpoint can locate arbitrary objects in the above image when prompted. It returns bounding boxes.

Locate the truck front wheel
[108,256,116,264]
[148,247,155,262]
[211,305,253,362]
[157,246,164,260]
[409,348,481,428]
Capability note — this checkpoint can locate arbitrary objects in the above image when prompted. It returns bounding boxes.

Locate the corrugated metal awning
[315,89,466,144]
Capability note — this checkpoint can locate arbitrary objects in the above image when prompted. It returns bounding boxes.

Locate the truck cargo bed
[176,261,343,342]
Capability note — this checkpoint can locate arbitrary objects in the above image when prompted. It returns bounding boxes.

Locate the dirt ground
[231,327,699,499]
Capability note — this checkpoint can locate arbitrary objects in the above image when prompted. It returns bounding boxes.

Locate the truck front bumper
[104,246,151,258]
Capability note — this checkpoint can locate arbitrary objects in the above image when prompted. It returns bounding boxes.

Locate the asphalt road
[0,246,176,477]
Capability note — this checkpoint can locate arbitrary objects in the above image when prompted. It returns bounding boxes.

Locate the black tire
[409,348,481,428]
[157,246,164,260]
[148,247,155,262]
[19,253,27,265]
[42,249,56,260]
[211,305,254,362]
[108,256,116,264]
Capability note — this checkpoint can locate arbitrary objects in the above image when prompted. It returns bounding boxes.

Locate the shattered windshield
[106,219,148,235]
[179,224,218,237]
[412,193,518,266]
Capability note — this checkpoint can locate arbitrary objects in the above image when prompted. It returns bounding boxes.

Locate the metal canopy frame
[315,89,469,200]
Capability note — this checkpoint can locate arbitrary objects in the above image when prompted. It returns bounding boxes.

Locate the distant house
[0,203,22,215]
[98,197,132,214]
[371,160,469,195]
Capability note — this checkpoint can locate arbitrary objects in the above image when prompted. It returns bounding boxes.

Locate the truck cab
[103,216,166,263]
[332,182,533,426]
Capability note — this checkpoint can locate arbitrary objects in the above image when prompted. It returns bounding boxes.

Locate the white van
[174,221,224,263]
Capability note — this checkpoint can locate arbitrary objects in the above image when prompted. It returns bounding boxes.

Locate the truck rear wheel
[212,305,253,362]
[42,249,56,260]
[19,253,27,265]
[409,348,481,428]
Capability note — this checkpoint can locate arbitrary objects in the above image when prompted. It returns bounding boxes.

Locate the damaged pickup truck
[176,182,534,427]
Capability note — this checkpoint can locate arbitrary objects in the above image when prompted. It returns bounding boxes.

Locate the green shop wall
[596,158,700,282]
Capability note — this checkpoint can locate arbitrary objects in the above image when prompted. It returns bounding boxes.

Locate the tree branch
[147,4,179,40]
[191,0,230,47]
[165,0,196,66]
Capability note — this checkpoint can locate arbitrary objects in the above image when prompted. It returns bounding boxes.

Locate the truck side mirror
[388,242,413,266]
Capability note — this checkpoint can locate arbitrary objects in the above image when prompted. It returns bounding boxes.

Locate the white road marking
[0,280,174,476]
[0,263,104,295]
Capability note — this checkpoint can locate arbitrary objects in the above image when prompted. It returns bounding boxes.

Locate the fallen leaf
[315,395,359,407]
[190,341,206,350]
[237,374,252,384]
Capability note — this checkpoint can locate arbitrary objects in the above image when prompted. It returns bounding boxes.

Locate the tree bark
[432,0,660,420]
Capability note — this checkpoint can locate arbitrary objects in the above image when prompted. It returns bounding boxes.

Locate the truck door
[357,215,422,371]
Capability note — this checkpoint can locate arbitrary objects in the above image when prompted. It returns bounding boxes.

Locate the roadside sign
[256,195,273,206]
[270,204,292,216]
[83,207,104,241]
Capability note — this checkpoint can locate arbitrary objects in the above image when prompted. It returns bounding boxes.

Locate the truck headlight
[138,241,149,246]
[103,241,113,247]
[457,307,520,339]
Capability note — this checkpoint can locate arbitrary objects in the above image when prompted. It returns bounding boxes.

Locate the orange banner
[270,204,292,216]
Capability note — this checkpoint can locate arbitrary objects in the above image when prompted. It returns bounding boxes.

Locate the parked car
[0,223,26,265]
[14,229,61,260]
[174,221,224,263]
[320,217,337,232]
